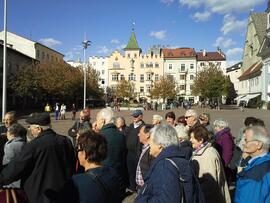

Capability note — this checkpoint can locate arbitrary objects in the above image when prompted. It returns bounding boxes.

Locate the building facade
[107,31,163,101]
[163,48,197,103]
[237,10,267,105]
[0,31,64,63]
[89,56,109,91]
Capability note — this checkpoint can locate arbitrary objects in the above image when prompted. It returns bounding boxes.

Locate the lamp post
[82,39,91,109]
[2,0,7,120]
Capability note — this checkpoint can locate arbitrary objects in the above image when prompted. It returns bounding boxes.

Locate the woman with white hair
[135,125,204,203]
[213,118,235,182]
[152,114,163,125]
[174,125,193,160]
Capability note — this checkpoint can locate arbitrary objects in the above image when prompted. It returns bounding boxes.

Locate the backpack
[166,158,205,203]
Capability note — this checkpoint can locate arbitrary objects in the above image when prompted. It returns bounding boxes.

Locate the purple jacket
[214,127,234,165]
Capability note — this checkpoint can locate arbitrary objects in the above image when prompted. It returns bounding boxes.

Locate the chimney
[217,47,221,54]
[203,49,206,57]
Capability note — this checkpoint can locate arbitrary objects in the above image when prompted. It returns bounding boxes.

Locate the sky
[0,0,268,67]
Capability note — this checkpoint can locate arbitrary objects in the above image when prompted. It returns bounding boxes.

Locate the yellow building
[108,30,164,101]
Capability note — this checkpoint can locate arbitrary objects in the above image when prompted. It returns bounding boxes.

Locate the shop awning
[239,94,260,102]
[234,95,246,101]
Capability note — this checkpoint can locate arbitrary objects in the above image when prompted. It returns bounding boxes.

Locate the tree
[224,76,237,104]
[150,75,179,101]
[115,79,135,99]
[192,65,230,100]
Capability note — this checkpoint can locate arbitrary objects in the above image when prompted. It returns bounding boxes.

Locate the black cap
[26,113,51,126]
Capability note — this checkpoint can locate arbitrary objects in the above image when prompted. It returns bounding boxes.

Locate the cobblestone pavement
[19,106,269,139]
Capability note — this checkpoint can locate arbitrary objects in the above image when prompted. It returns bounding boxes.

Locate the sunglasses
[185,116,192,119]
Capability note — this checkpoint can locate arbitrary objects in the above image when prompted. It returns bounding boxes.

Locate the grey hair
[150,124,179,148]
[246,126,270,150]
[153,114,163,122]
[185,109,198,119]
[97,108,114,124]
[7,123,22,137]
[213,118,229,129]
[115,116,125,124]
[174,125,189,140]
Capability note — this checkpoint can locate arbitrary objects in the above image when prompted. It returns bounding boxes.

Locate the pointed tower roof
[125,31,140,50]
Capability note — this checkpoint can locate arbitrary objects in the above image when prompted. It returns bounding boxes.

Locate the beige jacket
[191,143,231,203]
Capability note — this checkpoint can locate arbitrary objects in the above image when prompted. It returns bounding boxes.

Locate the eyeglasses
[244,139,259,144]
[185,116,192,119]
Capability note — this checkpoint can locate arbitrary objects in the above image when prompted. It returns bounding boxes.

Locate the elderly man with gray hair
[135,124,204,203]
[184,109,201,132]
[234,126,270,203]
[95,108,127,198]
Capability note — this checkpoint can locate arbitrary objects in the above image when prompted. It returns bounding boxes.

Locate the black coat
[0,129,76,203]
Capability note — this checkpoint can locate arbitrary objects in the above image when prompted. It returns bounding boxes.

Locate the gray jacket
[3,137,26,188]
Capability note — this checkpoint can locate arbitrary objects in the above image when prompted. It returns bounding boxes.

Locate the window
[129,73,136,81]
[190,64,194,69]
[155,63,159,68]
[149,63,153,68]
[42,52,45,59]
[180,75,185,80]
[141,63,144,68]
[102,62,105,66]
[146,73,152,81]
[169,64,172,70]
[140,86,144,93]
[47,54,50,60]
[255,77,259,85]
[127,54,130,58]
[217,62,221,66]
[112,74,118,81]
[181,64,185,72]
[155,74,159,81]
[200,62,205,66]
[190,75,194,80]
[146,85,151,93]
[167,74,174,80]
[36,50,40,58]
[134,54,137,58]
[120,75,125,80]
[102,70,105,75]
[101,79,105,85]
[113,62,120,69]
[140,74,144,82]
[180,85,185,90]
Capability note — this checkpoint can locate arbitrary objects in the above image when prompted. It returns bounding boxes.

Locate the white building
[89,56,109,91]
[237,10,267,106]
[0,31,64,63]
[196,49,227,74]
[226,62,243,103]
[66,60,83,68]
[163,48,198,103]
[257,1,270,103]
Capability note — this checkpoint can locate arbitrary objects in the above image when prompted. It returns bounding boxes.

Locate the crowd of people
[0,107,269,203]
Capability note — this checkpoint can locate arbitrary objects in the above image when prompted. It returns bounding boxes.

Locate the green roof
[125,31,140,50]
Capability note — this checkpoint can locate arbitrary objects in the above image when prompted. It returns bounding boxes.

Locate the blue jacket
[235,153,270,203]
[135,145,204,203]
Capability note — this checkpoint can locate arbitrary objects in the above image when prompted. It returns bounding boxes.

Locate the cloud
[64,45,82,60]
[179,0,202,8]
[221,14,247,35]
[226,47,243,58]
[39,38,62,47]
[192,11,211,22]
[150,30,167,40]
[116,44,126,50]
[179,0,265,14]
[213,37,236,48]
[160,0,174,6]
[97,46,110,54]
[110,39,120,44]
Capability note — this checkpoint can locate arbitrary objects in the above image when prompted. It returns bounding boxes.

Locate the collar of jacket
[242,153,270,172]
[192,142,212,157]
[215,127,231,138]
[6,136,25,144]
[101,123,117,131]
[36,128,56,139]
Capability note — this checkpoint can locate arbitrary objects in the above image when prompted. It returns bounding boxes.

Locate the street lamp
[82,39,91,109]
[2,0,7,120]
